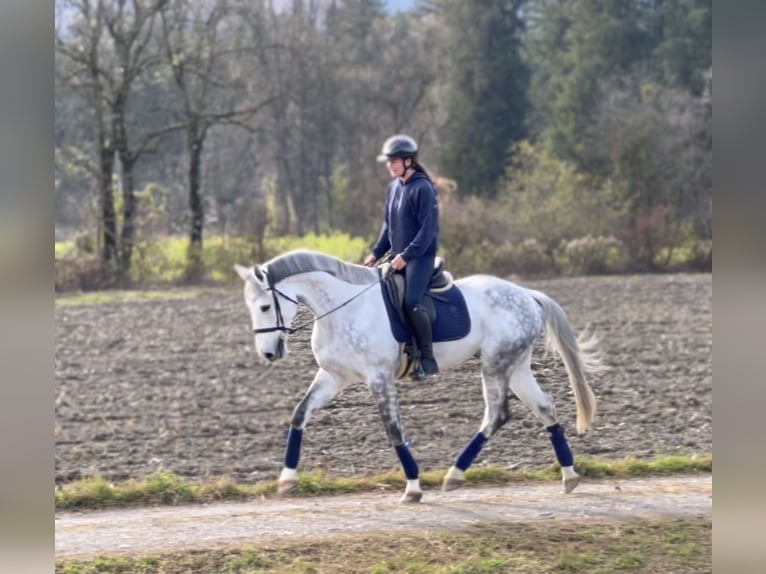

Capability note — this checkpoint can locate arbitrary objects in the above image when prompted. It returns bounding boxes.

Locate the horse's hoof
[400,491,423,504]
[278,479,298,495]
[563,475,581,494]
[442,478,465,492]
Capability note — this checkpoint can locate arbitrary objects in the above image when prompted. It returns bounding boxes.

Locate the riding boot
[406,304,439,379]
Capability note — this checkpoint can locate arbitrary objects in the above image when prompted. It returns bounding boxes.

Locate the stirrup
[409,365,426,381]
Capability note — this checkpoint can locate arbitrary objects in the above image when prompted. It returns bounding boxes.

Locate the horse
[234,250,599,503]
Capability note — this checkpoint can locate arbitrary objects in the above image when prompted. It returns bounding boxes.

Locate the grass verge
[55,288,215,307]
[55,453,711,511]
[55,516,712,573]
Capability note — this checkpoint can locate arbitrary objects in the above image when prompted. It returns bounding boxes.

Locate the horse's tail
[527,289,600,434]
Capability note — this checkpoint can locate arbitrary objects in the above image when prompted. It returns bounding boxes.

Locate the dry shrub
[619,204,680,271]
[439,197,511,277]
[55,257,113,292]
[563,235,628,276]
[686,239,713,271]
[511,238,552,277]
[439,196,566,278]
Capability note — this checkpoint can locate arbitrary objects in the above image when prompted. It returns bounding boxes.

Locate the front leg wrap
[284,427,303,469]
[277,427,304,495]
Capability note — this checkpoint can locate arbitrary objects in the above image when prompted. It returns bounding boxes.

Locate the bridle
[252,280,300,335]
[252,268,386,336]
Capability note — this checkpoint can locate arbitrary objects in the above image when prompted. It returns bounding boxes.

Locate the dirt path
[55,474,711,559]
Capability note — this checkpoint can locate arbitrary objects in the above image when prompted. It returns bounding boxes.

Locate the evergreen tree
[652,0,712,94]
[439,0,529,196]
[527,0,654,166]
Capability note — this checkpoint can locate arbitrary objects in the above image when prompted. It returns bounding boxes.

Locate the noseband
[252,276,300,335]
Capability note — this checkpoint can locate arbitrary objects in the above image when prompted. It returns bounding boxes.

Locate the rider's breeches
[403,254,434,310]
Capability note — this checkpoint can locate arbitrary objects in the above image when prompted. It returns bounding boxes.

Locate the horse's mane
[264,250,378,286]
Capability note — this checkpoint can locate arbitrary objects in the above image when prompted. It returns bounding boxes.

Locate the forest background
[54,0,712,290]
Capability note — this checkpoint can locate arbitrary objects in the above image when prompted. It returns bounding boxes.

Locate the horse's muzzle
[262,337,286,362]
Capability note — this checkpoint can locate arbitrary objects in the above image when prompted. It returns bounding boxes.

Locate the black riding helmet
[377,134,418,162]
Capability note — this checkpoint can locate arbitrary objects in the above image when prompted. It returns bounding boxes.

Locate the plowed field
[55,274,712,486]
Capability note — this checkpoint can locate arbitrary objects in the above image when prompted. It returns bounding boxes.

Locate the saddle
[379,258,463,380]
[379,257,454,327]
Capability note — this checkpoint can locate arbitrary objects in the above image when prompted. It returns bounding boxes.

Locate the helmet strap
[400,157,415,180]
[399,158,415,181]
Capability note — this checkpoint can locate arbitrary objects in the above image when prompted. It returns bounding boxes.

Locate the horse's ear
[234,264,251,281]
[253,265,265,282]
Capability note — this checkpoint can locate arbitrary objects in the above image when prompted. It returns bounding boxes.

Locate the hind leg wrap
[369,375,423,502]
[395,443,422,503]
[455,432,488,471]
[547,423,573,467]
[395,443,419,479]
[443,431,488,492]
[547,423,580,493]
[444,370,509,492]
[509,362,580,492]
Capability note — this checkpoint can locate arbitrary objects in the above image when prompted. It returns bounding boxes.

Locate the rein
[253,270,385,336]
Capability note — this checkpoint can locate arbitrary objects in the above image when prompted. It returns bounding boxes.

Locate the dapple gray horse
[235,250,599,503]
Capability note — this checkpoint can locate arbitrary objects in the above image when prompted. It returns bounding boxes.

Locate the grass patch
[55,288,212,307]
[55,517,712,573]
[55,232,371,290]
[572,453,712,478]
[55,453,711,511]
[55,239,77,259]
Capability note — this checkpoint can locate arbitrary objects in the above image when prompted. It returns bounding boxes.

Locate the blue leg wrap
[284,427,303,469]
[547,423,573,467]
[395,443,419,480]
[455,432,488,471]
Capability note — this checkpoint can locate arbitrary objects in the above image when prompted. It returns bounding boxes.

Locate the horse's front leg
[368,373,422,504]
[278,368,346,495]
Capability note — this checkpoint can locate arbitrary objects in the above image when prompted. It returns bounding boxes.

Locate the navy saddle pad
[381,283,471,344]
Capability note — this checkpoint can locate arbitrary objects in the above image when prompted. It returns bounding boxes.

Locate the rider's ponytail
[411,159,436,184]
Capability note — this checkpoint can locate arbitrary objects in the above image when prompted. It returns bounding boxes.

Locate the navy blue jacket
[372,171,439,262]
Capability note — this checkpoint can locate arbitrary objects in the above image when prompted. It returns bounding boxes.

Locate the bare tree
[102,0,182,282]
[159,0,275,280]
[56,0,117,267]
[245,0,324,236]
[57,0,182,283]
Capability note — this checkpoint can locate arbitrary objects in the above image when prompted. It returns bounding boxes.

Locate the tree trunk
[276,153,294,236]
[117,155,136,285]
[99,144,117,267]
[274,116,294,235]
[88,3,116,270]
[185,126,205,282]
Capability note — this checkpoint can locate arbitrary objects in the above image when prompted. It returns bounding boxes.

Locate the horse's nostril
[264,352,275,361]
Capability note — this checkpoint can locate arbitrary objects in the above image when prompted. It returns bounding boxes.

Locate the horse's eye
[259,304,271,313]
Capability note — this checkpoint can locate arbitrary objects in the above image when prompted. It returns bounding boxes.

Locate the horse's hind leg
[509,356,581,494]
[367,373,423,504]
[442,365,511,492]
[278,368,347,495]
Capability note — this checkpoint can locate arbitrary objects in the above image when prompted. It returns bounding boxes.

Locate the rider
[364,134,440,379]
